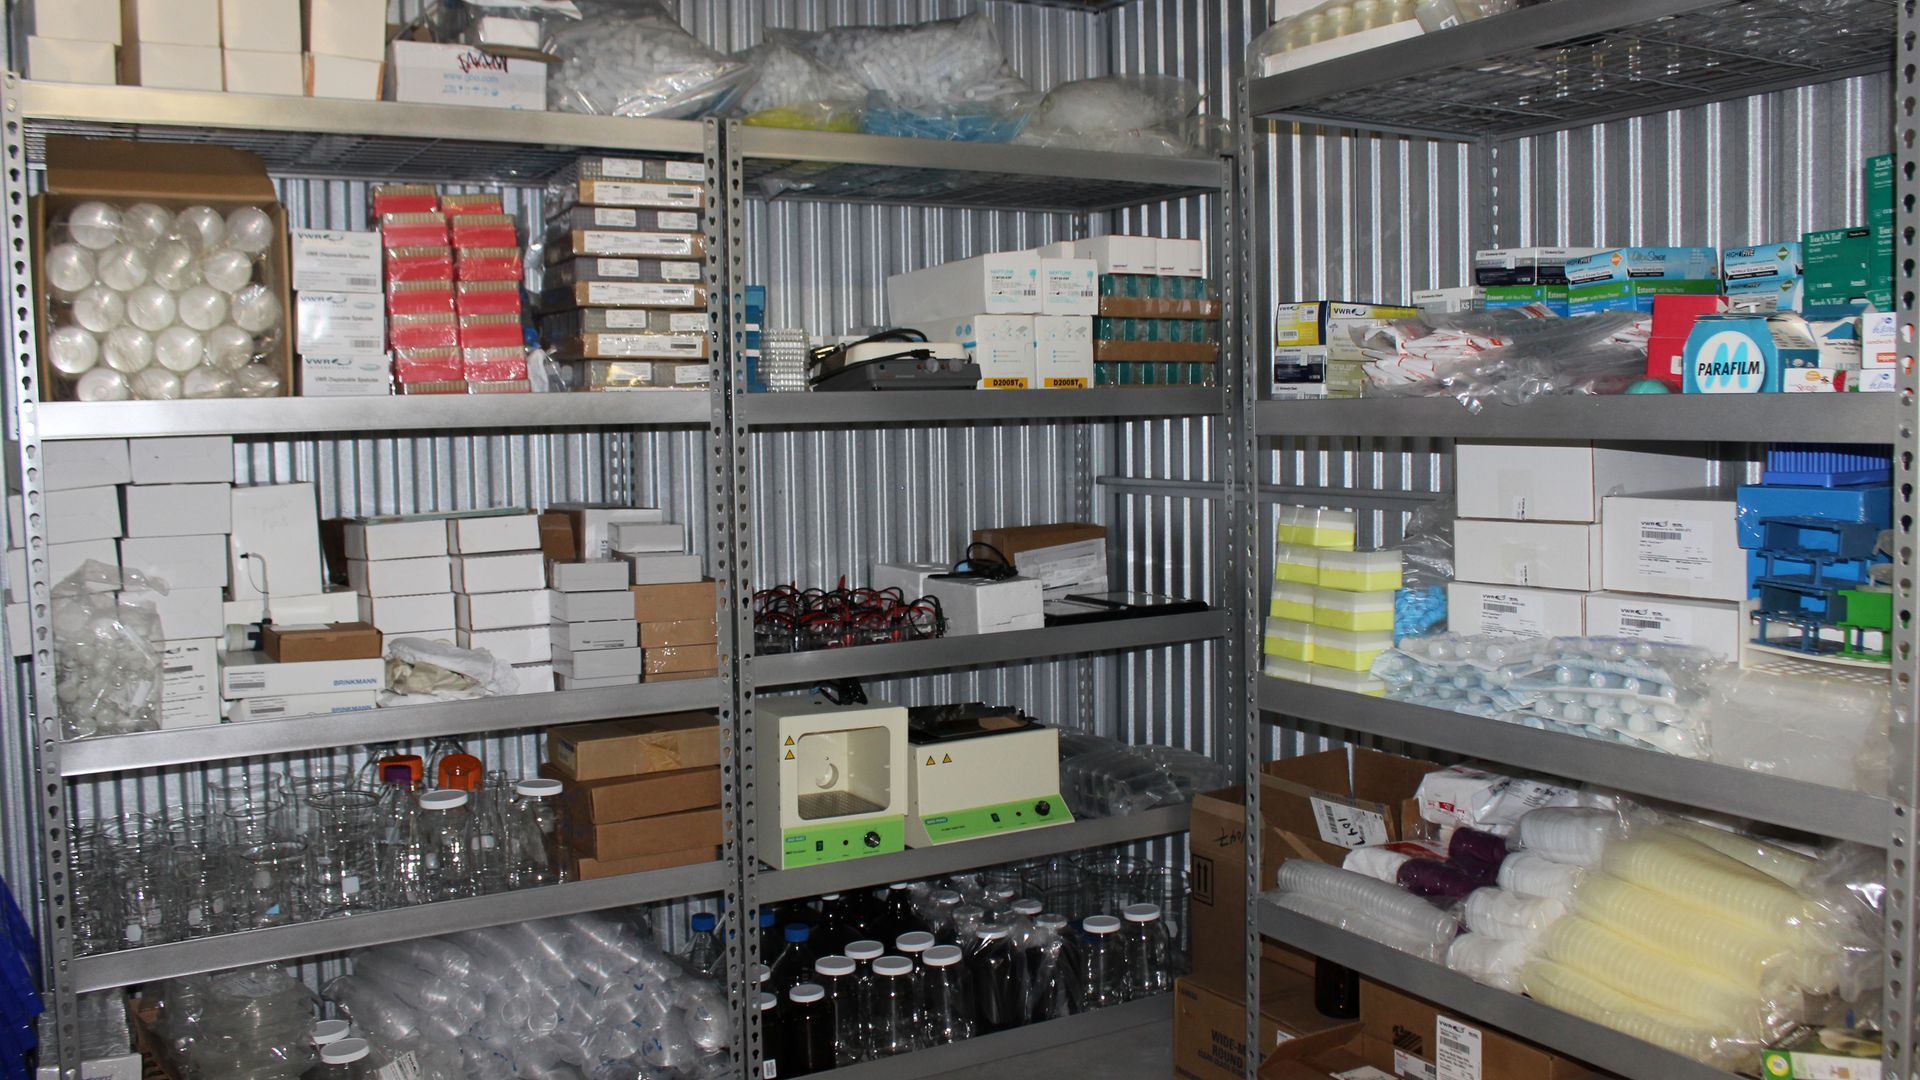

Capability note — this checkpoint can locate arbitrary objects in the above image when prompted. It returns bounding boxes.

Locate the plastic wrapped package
[1462,886,1566,942]
[1394,495,1453,639]
[1056,730,1229,817]
[1522,958,1755,1071]
[54,560,165,739]
[544,0,748,118]
[1700,663,1890,795]
[1497,853,1584,905]
[1540,916,1786,1043]
[1341,842,1439,884]
[728,37,866,131]
[1273,860,1459,961]
[1599,832,1831,942]
[380,637,519,705]
[1013,76,1206,156]
[1397,858,1484,901]
[1270,890,1458,963]
[1517,807,1626,867]
[1448,827,1508,874]
[1445,933,1532,992]
[1665,820,1819,889]
[1356,309,1649,412]
[1573,874,1839,996]
[1416,765,1589,837]
[787,13,1033,141]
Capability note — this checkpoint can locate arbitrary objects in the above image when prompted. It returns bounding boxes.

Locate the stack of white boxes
[6,440,129,659]
[122,437,234,728]
[293,228,389,397]
[119,0,221,91]
[448,512,553,691]
[1450,442,1742,659]
[611,517,703,587]
[24,0,120,86]
[886,246,1098,389]
[548,560,642,689]
[220,0,303,96]
[348,515,456,649]
[304,0,387,100]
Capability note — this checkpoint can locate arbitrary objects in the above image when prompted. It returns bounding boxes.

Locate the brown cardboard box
[647,668,718,683]
[539,762,720,824]
[572,805,724,859]
[1359,981,1593,1080]
[1173,964,1363,1080]
[547,712,721,780]
[639,617,717,649]
[33,138,294,401]
[261,622,382,662]
[538,513,575,561]
[631,579,717,623]
[1258,1041,1375,1080]
[970,522,1106,561]
[570,844,718,880]
[1190,783,1299,997]
[645,643,717,675]
[1262,749,1440,864]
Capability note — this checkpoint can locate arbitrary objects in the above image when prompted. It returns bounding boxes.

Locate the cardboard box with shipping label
[260,622,382,662]
[570,805,724,860]
[1173,969,1364,1080]
[1359,980,1594,1080]
[546,712,721,780]
[631,578,717,623]
[541,762,720,824]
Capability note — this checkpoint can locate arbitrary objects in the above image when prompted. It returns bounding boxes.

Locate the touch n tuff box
[1564,247,1719,286]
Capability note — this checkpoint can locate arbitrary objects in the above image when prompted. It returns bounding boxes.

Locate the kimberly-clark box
[305,52,384,100]
[343,517,448,561]
[27,37,116,85]
[221,0,299,51]
[445,512,540,555]
[451,551,547,594]
[119,42,223,90]
[124,483,231,538]
[43,439,130,491]
[1453,520,1604,592]
[1447,583,1585,640]
[119,534,229,589]
[386,40,547,110]
[292,230,382,293]
[128,585,223,640]
[934,314,1035,389]
[455,589,553,631]
[348,556,452,597]
[887,252,1041,324]
[223,49,304,96]
[129,436,233,485]
[1564,247,1720,286]
[358,591,456,635]
[296,292,385,358]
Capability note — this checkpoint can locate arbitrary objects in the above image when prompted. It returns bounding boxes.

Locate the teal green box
[1568,278,1721,314]
[1805,225,1878,306]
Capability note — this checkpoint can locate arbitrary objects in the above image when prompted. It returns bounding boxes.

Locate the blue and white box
[1565,247,1720,286]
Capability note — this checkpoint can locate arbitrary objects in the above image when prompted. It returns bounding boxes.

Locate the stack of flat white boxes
[123,438,234,728]
[349,516,456,651]
[447,513,553,693]
[549,560,642,688]
[611,517,702,587]
[1451,442,1746,660]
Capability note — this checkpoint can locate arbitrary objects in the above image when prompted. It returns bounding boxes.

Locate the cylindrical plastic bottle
[864,956,921,1057]
[952,904,987,945]
[769,923,818,998]
[815,893,859,956]
[1077,916,1127,1011]
[311,1038,372,1079]
[968,925,1024,1034]
[782,983,834,1077]
[300,1022,356,1079]
[504,778,568,890]
[921,944,975,1045]
[926,889,964,944]
[844,940,884,1058]
[879,883,924,943]
[684,912,724,979]
[755,992,779,1078]
[896,930,935,964]
[845,939,884,977]
[467,770,509,893]
[416,790,477,902]
[1119,903,1172,1000]
[760,908,781,963]
[813,956,864,1065]
[1007,898,1042,949]
[1026,913,1073,1022]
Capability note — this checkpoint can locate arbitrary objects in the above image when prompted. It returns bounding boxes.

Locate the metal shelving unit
[807,995,1173,1079]
[36,392,713,440]
[741,387,1223,426]
[1254,393,1897,443]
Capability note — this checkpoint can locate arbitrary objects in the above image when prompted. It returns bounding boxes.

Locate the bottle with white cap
[783,982,834,1076]
[309,1037,373,1079]
[966,923,1024,1034]
[1076,915,1126,1010]
[842,940,884,1057]
[863,955,923,1057]
[755,992,779,1078]
[920,943,976,1045]
[812,955,865,1065]
[416,789,477,902]
[504,776,570,889]
[1025,912,1073,1022]
[299,1021,354,1080]
[1119,902,1171,1000]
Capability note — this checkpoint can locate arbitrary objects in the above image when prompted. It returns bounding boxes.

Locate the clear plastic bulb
[233,362,284,398]
[96,243,151,292]
[202,324,254,371]
[122,203,174,248]
[70,286,126,334]
[47,325,99,375]
[124,285,177,333]
[175,205,226,253]
[66,201,123,251]
[75,367,130,401]
[230,284,282,333]
[104,326,154,374]
[182,366,235,399]
[199,248,254,293]
[223,206,275,255]
[130,367,182,400]
[44,243,98,294]
[150,239,200,291]
[154,326,204,373]
[176,285,228,331]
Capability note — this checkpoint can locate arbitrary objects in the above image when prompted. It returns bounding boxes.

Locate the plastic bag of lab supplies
[1394,495,1452,639]
[1356,309,1648,412]
[544,0,747,118]
[439,0,581,45]
[1013,75,1205,156]
[791,13,1034,141]
[1698,663,1889,795]
[728,36,867,132]
[53,560,165,739]
[381,637,518,705]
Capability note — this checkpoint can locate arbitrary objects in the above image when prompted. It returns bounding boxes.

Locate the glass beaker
[235,839,308,929]
[308,789,378,916]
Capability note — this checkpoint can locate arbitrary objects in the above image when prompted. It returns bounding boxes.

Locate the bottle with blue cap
[684,911,723,978]
[768,921,818,998]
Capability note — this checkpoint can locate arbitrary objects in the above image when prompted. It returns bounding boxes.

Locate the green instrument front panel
[781,817,906,867]
[916,795,1072,844]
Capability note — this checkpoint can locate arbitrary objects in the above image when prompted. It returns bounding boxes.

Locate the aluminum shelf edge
[1258,904,1735,1080]
[751,611,1226,687]
[756,804,1193,904]
[1254,394,1896,444]
[806,995,1171,1080]
[69,860,730,993]
[742,389,1224,426]
[35,392,714,440]
[1259,677,1891,845]
[61,680,723,777]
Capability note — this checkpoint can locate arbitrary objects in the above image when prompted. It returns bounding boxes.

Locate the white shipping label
[1435,1017,1483,1080]
[1609,603,1692,645]
[375,1051,423,1080]
[1636,518,1713,582]
[588,180,701,207]
[583,230,696,257]
[1334,1069,1397,1080]
[592,207,638,227]
[672,365,710,386]
[660,260,702,281]
[658,211,700,231]
[1309,796,1389,848]
[670,312,707,332]
[595,334,703,358]
[584,283,701,307]
[987,265,1039,305]
[597,158,651,178]
[1476,590,1543,639]
[1394,1050,1437,1080]
[597,258,640,278]
[664,161,705,181]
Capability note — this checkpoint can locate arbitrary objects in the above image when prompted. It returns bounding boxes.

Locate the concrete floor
[926,1016,1174,1079]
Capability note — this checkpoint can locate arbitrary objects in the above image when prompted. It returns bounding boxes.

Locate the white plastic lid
[887,882,911,891]
[896,931,935,953]
[974,925,1010,941]
[750,962,769,983]
[923,944,963,968]
[514,778,563,798]
[788,982,825,1004]
[1035,913,1069,929]
[929,889,961,906]
[1122,903,1162,923]
[320,1039,370,1065]
[756,992,777,1011]
[815,956,855,978]
[873,956,913,977]
[820,892,842,901]
[1084,915,1122,935]
[1010,899,1042,916]
[844,939,884,961]
[310,1020,350,1046]
[419,789,468,810]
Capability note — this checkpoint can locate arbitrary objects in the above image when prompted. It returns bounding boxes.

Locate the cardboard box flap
[1261,748,1438,846]
[46,136,279,202]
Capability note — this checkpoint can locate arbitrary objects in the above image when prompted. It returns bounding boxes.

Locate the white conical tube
[1516,807,1623,867]
[1522,958,1756,1072]
[1276,859,1460,944]
[1573,874,1838,995]
[1666,821,1819,890]
[1444,933,1531,992]
[1600,832,1828,941]
[1540,916,1774,1041]
[1496,853,1583,905]
[1462,887,1565,941]
[1271,891,1456,963]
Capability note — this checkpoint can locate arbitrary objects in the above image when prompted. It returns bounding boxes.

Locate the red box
[459,314,525,348]
[385,245,454,283]
[441,193,504,216]
[394,347,462,383]
[371,184,439,216]
[1646,294,1729,387]
[463,346,529,381]
[389,312,458,349]
[450,214,517,249]
[456,247,522,282]
[456,282,524,316]
[387,281,456,315]
[379,211,448,247]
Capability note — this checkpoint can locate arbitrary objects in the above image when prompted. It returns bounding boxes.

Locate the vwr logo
[1691,331,1767,393]
[456,50,509,74]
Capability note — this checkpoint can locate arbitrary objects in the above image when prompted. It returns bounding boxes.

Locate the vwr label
[1477,591,1541,639]
[1435,1017,1483,1080]
[1636,519,1713,582]
[1309,796,1388,848]
[1395,1050,1438,1080]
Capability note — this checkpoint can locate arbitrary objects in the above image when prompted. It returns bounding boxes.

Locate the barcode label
[344,275,378,289]
[1481,602,1517,614]
[1477,591,1544,639]
[598,258,640,279]
[375,1051,423,1080]
[1621,615,1665,630]
[346,338,382,351]
[249,703,287,717]
[1642,529,1686,541]
[163,664,191,675]
[586,284,699,306]
[228,673,266,691]
[593,208,638,227]
[659,212,699,231]
[1636,519,1713,583]
[1309,796,1388,848]
[1435,1016,1482,1080]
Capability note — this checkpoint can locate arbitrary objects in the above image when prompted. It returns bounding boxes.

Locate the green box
[1805,226,1879,306]
[1760,1025,1882,1079]
[1484,284,1569,315]
[1567,278,1721,314]
[1867,153,1894,228]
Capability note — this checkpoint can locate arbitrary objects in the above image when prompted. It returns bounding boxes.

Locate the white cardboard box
[229,689,378,722]
[619,551,703,586]
[1159,237,1206,278]
[446,513,541,555]
[1600,491,1747,602]
[1864,311,1899,368]
[562,506,667,561]
[226,589,360,627]
[159,638,219,729]
[1072,235,1157,276]
[1454,442,1710,523]
[1447,583,1586,640]
[27,486,122,543]
[303,0,387,60]
[455,589,552,631]
[888,252,1042,325]
[128,585,223,640]
[549,560,632,593]
[923,574,1045,635]
[43,439,130,491]
[872,561,951,600]
[6,602,25,658]
[1033,315,1094,389]
[357,591,455,635]
[386,40,547,111]
[224,48,304,95]
[124,483,231,538]
[348,556,452,597]
[1453,520,1604,591]
[50,539,118,591]
[220,0,300,51]
[305,52,385,100]
[451,551,546,593]
[552,645,644,679]
[1584,592,1745,660]
[28,0,122,43]
[229,484,322,600]
[219,651,384,698]
[549,588,633,622]
[300,355,392,396]
[510,661,555,694]
[120,534,229,590]
[549,618,638,652]
[6,549,25,604]
[929,313,1035,389]
[291,231,382,294]
[124,0,220,45]
[1039,257,1098,316]
[457,626,551,665]
[343,517,448,561]
[608,522,685,554]
[555,673,637,690]
[296,291,386,357]
[122,41,223,89]
[27,37,117,85]
[129,436,233,485]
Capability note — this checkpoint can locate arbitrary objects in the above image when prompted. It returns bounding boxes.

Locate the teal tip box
[1681,315,1789,393]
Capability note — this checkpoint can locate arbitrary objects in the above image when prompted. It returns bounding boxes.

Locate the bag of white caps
[35,137,292,402]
